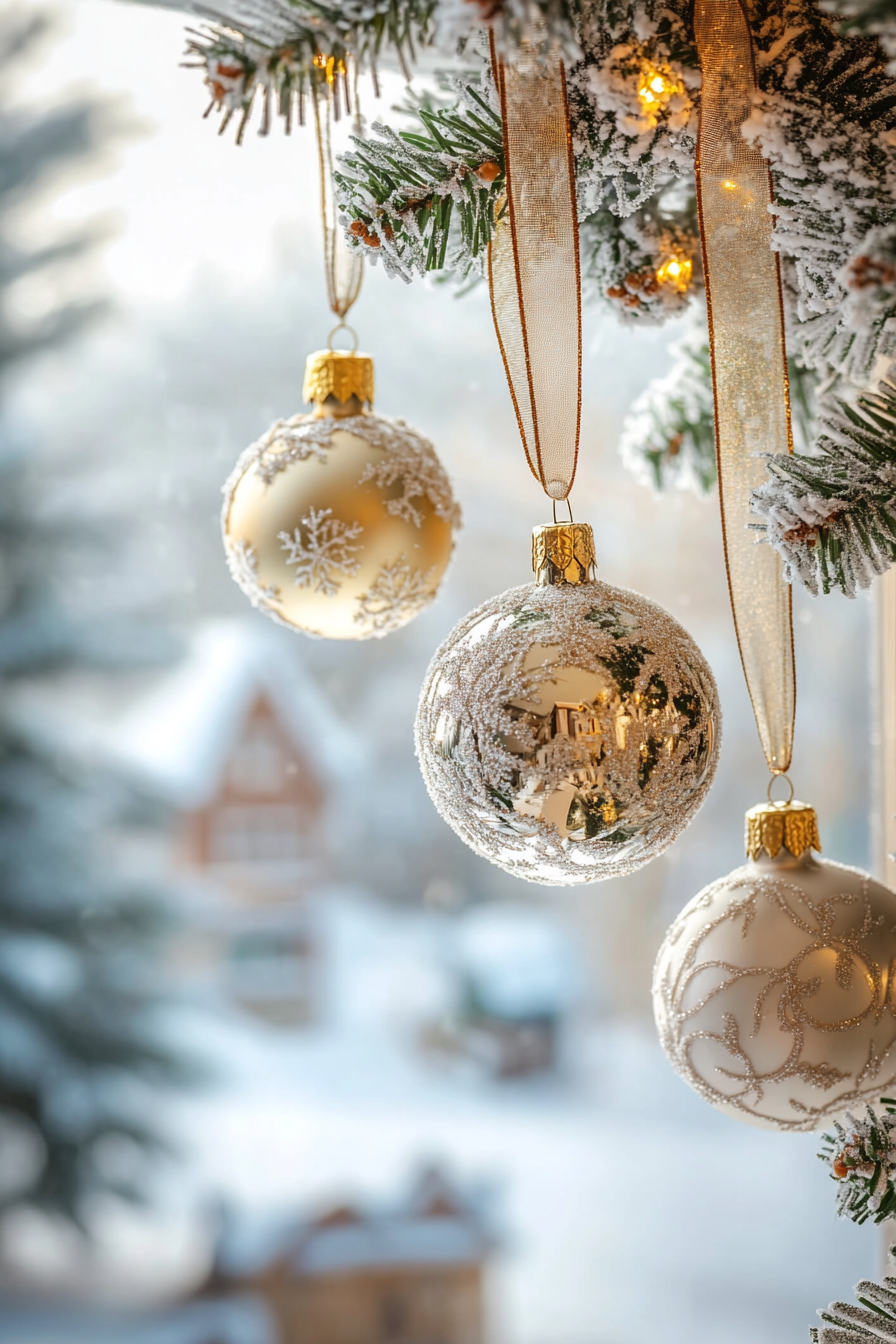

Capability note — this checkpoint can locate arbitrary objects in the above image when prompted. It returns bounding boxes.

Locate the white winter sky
[19,0,326,303]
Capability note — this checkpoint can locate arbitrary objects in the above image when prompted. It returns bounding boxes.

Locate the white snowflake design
[278,507,364,597]
[225,537,281,613]
[354,554,436,636]
[352,417,461,528]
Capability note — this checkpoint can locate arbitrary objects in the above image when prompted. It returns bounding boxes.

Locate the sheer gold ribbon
[313,93,363,323]
[488,39,582,502]
[695,0,796,774]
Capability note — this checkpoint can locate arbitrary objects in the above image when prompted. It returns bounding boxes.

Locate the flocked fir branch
[326,0,896,380]
[827,0,896,57]
[818,1100,896,1224]
[620,306,818,494]
[183,0,582,141]
[811,1274,896,1344]
[619,311,716,493]
[171,0,896,596]
[183,0,440,141]
[752,367,896,597]
[334,72,504,280]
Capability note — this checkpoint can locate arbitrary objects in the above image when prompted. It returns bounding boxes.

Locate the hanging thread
[313,90,364,324]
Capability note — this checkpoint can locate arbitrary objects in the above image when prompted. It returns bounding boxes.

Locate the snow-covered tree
[0,9,185,1228]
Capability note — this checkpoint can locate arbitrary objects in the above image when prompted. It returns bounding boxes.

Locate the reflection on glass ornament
[222,348,460,639]
[653,800,896,1131]
[414,521,720,885]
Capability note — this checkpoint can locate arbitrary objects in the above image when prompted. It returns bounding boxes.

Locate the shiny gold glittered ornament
[414,521,720,886]
[222,349,460,639]
[652,800,896,1132]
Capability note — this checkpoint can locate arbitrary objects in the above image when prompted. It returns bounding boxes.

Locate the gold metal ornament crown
[532,522,597,586]
[745,800,821,861]
[303,349,374,407]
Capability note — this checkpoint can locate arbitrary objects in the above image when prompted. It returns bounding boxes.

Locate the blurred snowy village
[0,3,885,1343]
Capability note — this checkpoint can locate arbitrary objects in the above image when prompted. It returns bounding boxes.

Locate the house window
[210,805,308,862]
[228,723,286,795]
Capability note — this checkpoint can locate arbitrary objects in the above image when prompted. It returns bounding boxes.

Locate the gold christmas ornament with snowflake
[222,348,460,639]
[653,799,896,1132]
[414,520,720,886]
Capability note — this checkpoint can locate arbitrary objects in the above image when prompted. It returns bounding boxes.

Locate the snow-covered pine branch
[175,0,896,597]
[619,311,716,492]
[620,305,819,493]
[751,369,896,597]
[334,76,505,282]
[184,0,440,141]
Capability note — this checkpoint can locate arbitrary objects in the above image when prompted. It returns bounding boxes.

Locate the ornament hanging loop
[552,496,574,525]
[767,772,795,807]
[314,87,363,325]
[327,321,359,353]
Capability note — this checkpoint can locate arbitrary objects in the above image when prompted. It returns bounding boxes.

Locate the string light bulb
[638,68,676,111]
[312,52,345,85]
[656,254,693,293]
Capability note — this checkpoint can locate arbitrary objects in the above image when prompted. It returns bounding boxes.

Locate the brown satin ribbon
[313,91,363,322]
[488,36,582,502]
[695,0,796,774]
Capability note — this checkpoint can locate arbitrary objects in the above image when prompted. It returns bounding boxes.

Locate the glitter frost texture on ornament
[278,507,364,597]
[415,580,720,886]
[222,413,460,533]
[225,537,281,613]
[354,555,436,635]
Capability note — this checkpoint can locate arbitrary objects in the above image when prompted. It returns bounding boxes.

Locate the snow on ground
[155,891,877,1344]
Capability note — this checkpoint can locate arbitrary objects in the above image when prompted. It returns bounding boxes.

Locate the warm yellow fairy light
[656,254,693,292]
[638,68,676,111]
[722,179,738,191]
[311,53,340,85]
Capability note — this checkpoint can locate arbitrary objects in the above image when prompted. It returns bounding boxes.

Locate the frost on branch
[279,508,364,597]
[744,0,896,386]
[190,0,896,595]
[184,0,440,141]
[335,72,505,285]
[619,310,716,491]
[751,371,896,597]
[818,1101,896,1225]
[811,1274,896,1344]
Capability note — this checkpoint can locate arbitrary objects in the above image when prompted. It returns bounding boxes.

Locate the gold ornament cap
[303,349,374,407]
[745,800,821,861]
[532,522,597,586]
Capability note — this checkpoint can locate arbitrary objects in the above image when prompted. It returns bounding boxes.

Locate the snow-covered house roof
[107,620,364,810]
[209,1166,494,1285]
